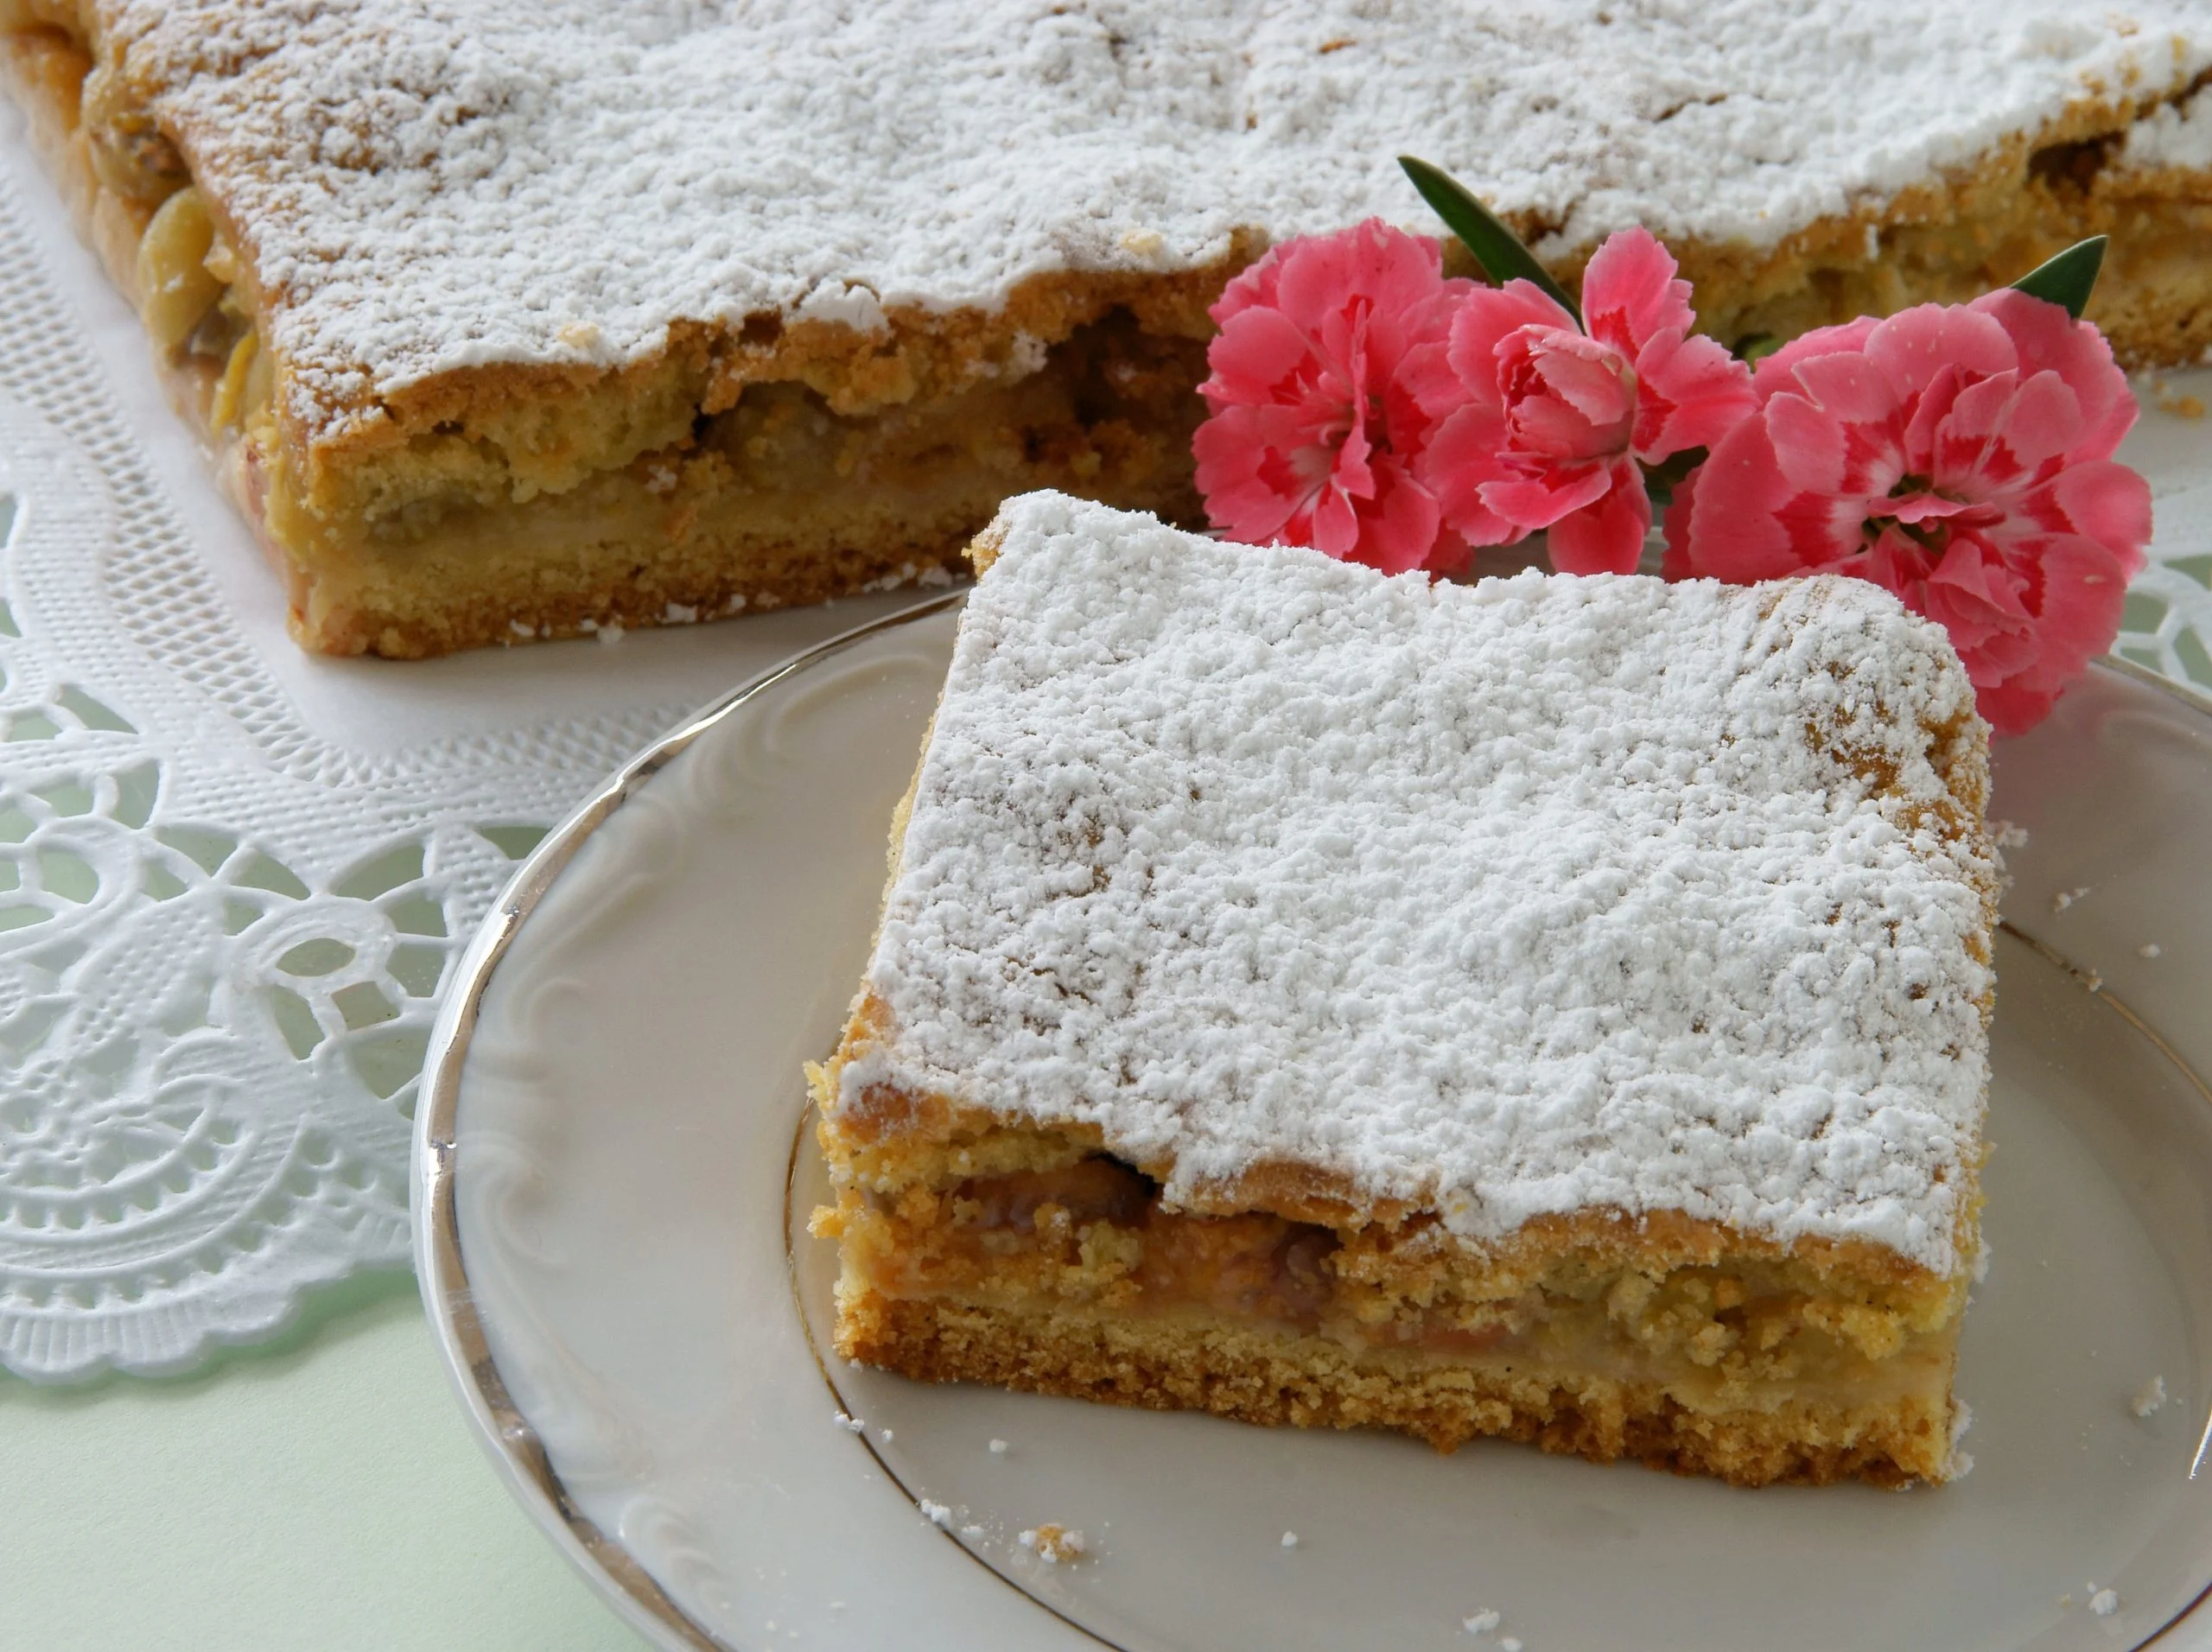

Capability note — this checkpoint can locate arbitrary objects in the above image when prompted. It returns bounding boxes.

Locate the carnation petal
[1447,281,1577,393]
[1630,327,1757,459]
[1751,316,1879,398]
[1201,306,1322,408]
[1395,336,1466,424]
[1363,463,1448,575]
[1659,463,1702,580]
[1971,288,2136,459]
[2033,459,2153,574]
[1959,369,2079,488]
[1509,330,1635,425]
[1310,484,1364,559]
[1865,303,2016,405]
[1420,402,1523,543]
[1901,363,1977,479]
[1926,537,2033,625]
[1274,219,1439,338]
[1674,417,1828,579]
[1788,350,1903,429]
[1546,468,1652,575]
[1579,226,1694,359]
[1762,391,1862,496]
[1479,462,1618,531]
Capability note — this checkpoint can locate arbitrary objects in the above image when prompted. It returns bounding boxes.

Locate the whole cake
[811,492,1999,1487]
[3,0,2206,655]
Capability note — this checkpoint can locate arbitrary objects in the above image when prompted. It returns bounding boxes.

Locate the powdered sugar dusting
[104,1,2208,436]
[844,494,1993,1273]
[2120,84,2212,171]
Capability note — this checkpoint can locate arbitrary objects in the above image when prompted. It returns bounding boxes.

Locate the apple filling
[830,1153,1965,1419]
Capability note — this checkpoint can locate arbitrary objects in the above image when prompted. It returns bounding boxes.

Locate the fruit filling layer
[827,1154,1965,1414]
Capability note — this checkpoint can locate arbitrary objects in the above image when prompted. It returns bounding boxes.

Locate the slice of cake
[811,492,1998,1488]
[3,2,2207,656]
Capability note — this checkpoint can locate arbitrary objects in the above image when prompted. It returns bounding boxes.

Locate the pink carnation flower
[1662,289,2151,734]
[1416,227,1757,575]
[1194,220,1471,575]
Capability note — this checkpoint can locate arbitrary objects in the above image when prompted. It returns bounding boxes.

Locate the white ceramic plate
[416,599,2212,1652]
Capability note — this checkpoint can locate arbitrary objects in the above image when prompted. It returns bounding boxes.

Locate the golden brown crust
[842,1293,1955,1487]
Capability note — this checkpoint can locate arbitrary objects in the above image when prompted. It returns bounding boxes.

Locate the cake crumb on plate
[2132,1376,2167,1417]
[1019,1524,1087,1563]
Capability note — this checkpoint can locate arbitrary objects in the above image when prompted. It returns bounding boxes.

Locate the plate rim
[412,589,964,1652]
[410,632,2212,1652]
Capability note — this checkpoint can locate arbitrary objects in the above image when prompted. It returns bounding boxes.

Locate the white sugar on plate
[850,495,1993,1271]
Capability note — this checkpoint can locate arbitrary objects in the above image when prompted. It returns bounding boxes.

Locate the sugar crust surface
[100,0,2210,429]
[842,495,1993,1274]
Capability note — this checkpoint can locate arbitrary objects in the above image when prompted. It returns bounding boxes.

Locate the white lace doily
[0,118,2206,1381]
[0,124,918,1381]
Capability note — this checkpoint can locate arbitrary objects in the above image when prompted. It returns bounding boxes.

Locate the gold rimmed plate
[416,603,2212,1652]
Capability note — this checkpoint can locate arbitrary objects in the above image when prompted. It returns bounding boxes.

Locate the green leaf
[2009,236,2105,320]
[1732,332,1783,365]
[1399,156,1580,326]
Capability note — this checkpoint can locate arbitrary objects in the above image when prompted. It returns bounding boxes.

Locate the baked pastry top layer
[86,0,2211,442]
[836,494,1997,1274]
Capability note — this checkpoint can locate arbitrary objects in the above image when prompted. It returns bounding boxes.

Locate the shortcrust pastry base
[842,1293,1955,1489]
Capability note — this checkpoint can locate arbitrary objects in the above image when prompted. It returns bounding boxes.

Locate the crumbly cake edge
[837,1293,1960,1488]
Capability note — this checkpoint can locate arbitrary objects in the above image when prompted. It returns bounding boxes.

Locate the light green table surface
[0,1274,642,1652]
